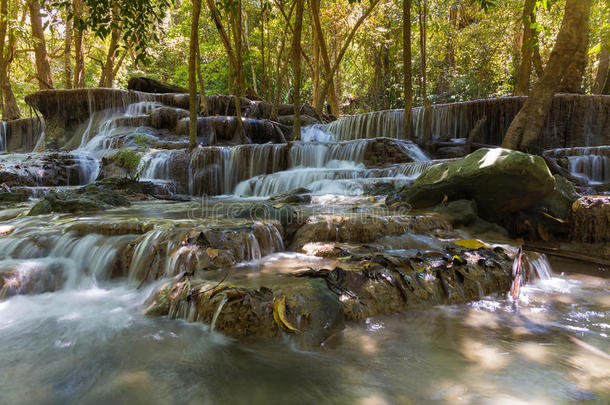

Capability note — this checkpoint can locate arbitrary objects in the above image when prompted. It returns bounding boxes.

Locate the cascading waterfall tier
[321,95,610,152]
[544,146,610,184]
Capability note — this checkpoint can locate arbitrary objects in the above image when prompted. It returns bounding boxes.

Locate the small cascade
[289,140,369,167]
[128,230,165,283]
[325,109,404,141]
[314,95,609,151]
[0,121,6,152]
[210,295,229,332]
[545,146,610,184]
[528,253,553,281]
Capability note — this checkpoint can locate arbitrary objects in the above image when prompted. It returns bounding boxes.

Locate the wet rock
[363,182,395,195]
[268,188,312,204]
[1,117,43,152]
[570,196,610,243]
[0,261,64,299]
[538,175,580,220]
[127,77,187,94]
[276,114,320,126]
[0,192,28,206]
[388,148,555,221]
[150,106,189,131]
[27,185,130,216]
[0,152,98,187]
[234,202,301,236]
[124,222,285,282]
[290,214,452,251]
[146,276,344,346]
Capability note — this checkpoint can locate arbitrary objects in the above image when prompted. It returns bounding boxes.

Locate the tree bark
[73,0,85,88]
[0,1,22,120]
[403,0,412,139]
[514,0,536,96]
[260,0,266,100]
[558,8,590,94]
[502,0,593,152]
[196,42,208,116]
[291,0,304,140]
[99,14,120,88]
[64,13,73,89]
[28,0,54,89]
[593,47,609,94]
[419,0,431,145]
[189,0,201,150]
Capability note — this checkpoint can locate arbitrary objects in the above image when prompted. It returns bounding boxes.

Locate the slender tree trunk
[243,10,258,97]
[196,43,208,116]
[28,0,54,89]
[310,0,322,113]
[291,0,304,140]
[99,18,120,88]
[231,0,245,140]
[0,1,22,120]
[270,2,295,121]
[593,47,609,94]
[73,0,85,87]
[514,0,536,96]
[260,0,266,100]
[502,0,593,152]
[403,0,412,139]
[419,0,431,145]
[189,0,201,150]
[316,0,381,116]
[64,14,73,89]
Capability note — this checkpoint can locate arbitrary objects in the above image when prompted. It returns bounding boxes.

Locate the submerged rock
[146,243,517,345]
[0,192,28,206]
[388,148,555,221]
[268,188,312,204]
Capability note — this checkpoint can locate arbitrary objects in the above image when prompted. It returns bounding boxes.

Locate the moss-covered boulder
[28,185,130,216]
[388,148,555,220]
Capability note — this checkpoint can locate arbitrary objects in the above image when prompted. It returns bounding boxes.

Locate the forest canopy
[0,0,609,120]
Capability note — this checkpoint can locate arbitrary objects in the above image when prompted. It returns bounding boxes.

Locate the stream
[0,255,607,404]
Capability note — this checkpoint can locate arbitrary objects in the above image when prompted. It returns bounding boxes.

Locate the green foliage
[114,149,142,180]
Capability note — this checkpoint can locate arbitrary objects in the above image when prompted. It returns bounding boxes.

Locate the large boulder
[388,148,556,220]
[570,196,610,243]
[127,77,187,94]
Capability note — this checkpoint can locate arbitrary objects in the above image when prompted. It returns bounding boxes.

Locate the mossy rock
[28,186,130,216]
[389,148,555,221]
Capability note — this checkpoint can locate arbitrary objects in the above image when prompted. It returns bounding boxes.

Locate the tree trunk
[243,10,258,97]
[28,0,54,89]
[99,19,120,88]
[196,43,208,116]
[593,48,609,94]
[310,0,322,113]
[64,13,73,89]
[260,0,266,100]
[0,0,22,120]
[403,0,412,139]
[315,0,380,116]
[189,0,201,150]
[558,9,590,94]
[291,0,304,140]
[502,0,593,152]
[73,0,85,88]
[514,0,536,96]
[419,0,431,145]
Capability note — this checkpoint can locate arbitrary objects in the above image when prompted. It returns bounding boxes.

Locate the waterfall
[314,95,609,150]
[545,146,610,184]
[528,254,553,281]
[0,121,6,152]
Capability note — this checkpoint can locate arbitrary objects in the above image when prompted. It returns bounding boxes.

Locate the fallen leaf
[273,203,285,209]
[206,248,219,260]
[337,255,353,261]
[539,211,566,223]
[454,239,488,249]
[452,255,464,264]
[368,197,375,202]
[273,296,301,333]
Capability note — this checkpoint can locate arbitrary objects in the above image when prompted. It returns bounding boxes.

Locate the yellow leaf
[273,296,301,333]
[454,239,488,249]
[368,197,375,202]
[273,203,285,209]
[337,255,353,261]
[206,248,219,260]
[539,210,566,223]
[452,255,464,263]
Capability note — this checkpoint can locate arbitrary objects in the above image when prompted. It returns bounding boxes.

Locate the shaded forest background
[0,0,609,120]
